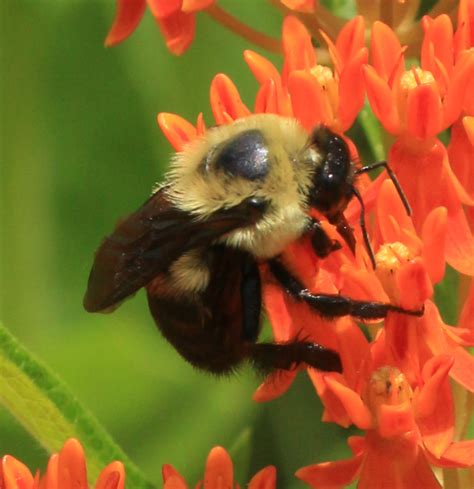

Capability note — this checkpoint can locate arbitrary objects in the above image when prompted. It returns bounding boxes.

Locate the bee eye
[215,129,269,180]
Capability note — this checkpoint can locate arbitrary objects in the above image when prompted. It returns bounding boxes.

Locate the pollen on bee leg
[375,242,413,303]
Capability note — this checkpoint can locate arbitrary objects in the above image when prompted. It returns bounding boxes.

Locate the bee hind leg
[268,259,424,319]
[247,341,342,374]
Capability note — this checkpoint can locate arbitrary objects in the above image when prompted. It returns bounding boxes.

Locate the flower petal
[337,48,368,131]
[359,436,442,489]
[147,0,181,19]
[376,179,417,244]
[210,74,250,125]
[430,440,474,468]
[396,258,433,309]
[370,21,405,83]
[455,0,474,53]
[444,51,474,125]
[336,16,365,66]
[378,402,417,438]
[157,112,197,151]
[417,356,455,458]
[406,83,443,139]
[41,453,59,489]
[164,475,189,489]
[421,207,447,284]
[157,10,196,55]
[296,453,363,488]
[363,65,400,134]
[244,50,281,86]
[57,439,88,489]
[105,0,146,47]
[335,318,370,388]
[324,376,372,429]
[288,71,332,130]
[421,14,454,80]
[254,80,278,115]
[445,204,474,276]
[282,16,316,75]
[163,464,187,484]
[1,456,34,489]
[449,346,474,392]
[95,462,125,489]
[247,466,276,489]
[308,370,352,427]
[203,447,233,489]
[447,120,474,206]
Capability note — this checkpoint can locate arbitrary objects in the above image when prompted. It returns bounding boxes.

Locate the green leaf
[0,322,155,489]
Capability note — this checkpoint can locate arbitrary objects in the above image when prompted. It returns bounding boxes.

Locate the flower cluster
[0,439,125,489]
[157,2,474,487]
[162,446,276,489]
[0,440,275,489]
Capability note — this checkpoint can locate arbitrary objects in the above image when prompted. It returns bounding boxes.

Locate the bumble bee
[84,114,422,375]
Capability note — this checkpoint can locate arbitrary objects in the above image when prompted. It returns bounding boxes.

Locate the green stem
[358,104,387,162]
[0,322,155,489]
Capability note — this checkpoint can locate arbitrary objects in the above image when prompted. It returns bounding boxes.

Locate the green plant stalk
[358,104,387,162]
[0,322,155,489]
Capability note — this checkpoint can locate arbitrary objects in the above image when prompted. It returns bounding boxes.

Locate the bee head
[305,125,355,219]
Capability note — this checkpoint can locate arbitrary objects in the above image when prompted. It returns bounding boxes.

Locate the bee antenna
[354,161,412,216]
[351,186,376,270]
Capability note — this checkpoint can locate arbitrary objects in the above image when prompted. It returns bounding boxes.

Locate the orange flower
[0,439,125,489]
[276,0,459,57]
[331,180,474,391]
[158,15,366,141]
[105,0,214,55]
[244,15,367,133]
[364,17,474,276]
[253,238,369,402]
[162,446,276,489]
[297,359,474,489]
[447,0,474,228]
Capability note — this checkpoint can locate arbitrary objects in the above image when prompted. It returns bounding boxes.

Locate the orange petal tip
[1,455,34,489]
[210,74,250,125]
[157,10,196,56]
[204,447,233,488]
[157,112,197,151]
[248,466,277,489]
[105,0,146,47]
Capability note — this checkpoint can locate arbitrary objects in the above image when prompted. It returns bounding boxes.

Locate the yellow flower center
[310,65,339,120]
[365,366,413,414]
[375,242,413,303]
[400,67,435,90]
[311,65,334,86]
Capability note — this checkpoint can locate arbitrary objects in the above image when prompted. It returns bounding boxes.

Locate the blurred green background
[1,1,356,487]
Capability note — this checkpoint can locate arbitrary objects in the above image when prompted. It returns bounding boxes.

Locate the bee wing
[83,188,266,313]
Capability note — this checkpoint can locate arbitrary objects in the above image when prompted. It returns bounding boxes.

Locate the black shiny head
[212,129,270,180]
[308,126,354,218]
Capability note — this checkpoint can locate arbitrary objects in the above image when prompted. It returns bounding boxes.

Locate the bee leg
[307,218,342,258]
[240,256,341,373]
[268,259,424,319]
[248,341,342,373]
